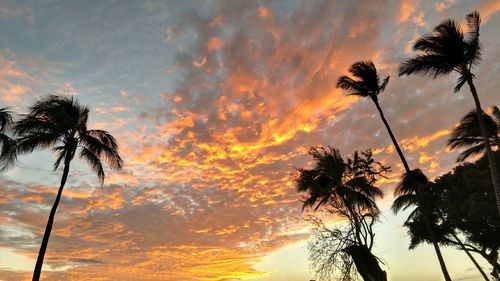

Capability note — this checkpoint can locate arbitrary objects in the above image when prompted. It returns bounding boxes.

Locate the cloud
[1,0,499,280]
[0,50,34,104]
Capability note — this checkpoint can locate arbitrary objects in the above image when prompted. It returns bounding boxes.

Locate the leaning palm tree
[0,107,17,171]
[337,61,452,281]
[448,106,500,162]
[297,147,389,281]
[399,11,500,215]
[14,95,123,281]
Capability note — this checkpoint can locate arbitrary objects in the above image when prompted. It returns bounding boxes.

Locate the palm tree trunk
[32,158,71,281]
[449,232,489,280]
[372,97,453,281]
[465,76,500,216]
[345,245,387,281]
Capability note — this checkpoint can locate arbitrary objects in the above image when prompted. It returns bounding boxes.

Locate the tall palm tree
[399,11,500,215]
[297,147,389,281]
[0,107,17,171]
[337,61,452,281]
[448,106,499,162]
[14,95,123,281]
[392,169,490,281]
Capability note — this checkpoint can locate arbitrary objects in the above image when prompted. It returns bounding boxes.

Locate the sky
[0,0,499,280]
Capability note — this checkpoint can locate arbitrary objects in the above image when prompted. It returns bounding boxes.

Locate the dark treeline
[297,11,499,281]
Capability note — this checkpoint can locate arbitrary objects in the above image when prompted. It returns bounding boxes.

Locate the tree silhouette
[399,155,500,279]
[392,169,490,280]
[14,95,123,281]
[337,61,452,281]
[448,106,500,162]
[0,107,17,171]
[297,147,389,281]
[399,11,500,215]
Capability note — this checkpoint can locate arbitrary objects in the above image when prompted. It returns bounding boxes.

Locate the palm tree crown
[0,106,17,171]
[337,60,390,101]
[448,106,500,162]
[399,11,481,92]
[14,95,123,182]
[392,169,430,221]
[296,146,388,213]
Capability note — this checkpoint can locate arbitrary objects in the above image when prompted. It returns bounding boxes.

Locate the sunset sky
[0,0,499,280]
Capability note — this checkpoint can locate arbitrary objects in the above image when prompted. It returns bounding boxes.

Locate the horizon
[0,1,499,280]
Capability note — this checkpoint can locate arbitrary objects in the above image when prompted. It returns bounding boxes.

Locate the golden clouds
[400,129,450,152]
[0,51,33,103]
[3,1,500,280]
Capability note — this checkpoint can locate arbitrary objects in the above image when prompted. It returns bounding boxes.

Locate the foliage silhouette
[14,95,123,281]
[399,153,500,279]
[297,147,389,281]
[0,106,17,171]
[337,60,452,281]
[392,169,490,280]
[399,11,500,215]
[448,106,500,162]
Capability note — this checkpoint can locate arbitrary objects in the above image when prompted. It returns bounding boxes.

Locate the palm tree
[448,106,500,162]
[297,147,385,214]
[0,107,17,171]
[399,11,500,215]
[337,61,452,281]
[14,95,123,281]
[392,169,490,281]
[297,147,389,281]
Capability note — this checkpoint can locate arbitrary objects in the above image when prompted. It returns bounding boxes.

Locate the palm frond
[345,176,383,200]
[16,132,60,154]
[336,76,368,97]
[0,107,14,132]
[447,136,483,150]
[379,76,390,92]
[79,147,105,184]
[14,115,58,136]
[456,144,485,162]
[0,107,16,171]
[399,55,455,78]
[447,108,497,161]
[453,74,467,93]
[0,134,17,171]
[87,130,119,150]
[79,133,123,170]
[52,145,67,171]
[392,193,418,214]
[464,11,481,68]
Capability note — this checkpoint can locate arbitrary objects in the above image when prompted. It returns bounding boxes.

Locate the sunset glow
[1,1,499,280]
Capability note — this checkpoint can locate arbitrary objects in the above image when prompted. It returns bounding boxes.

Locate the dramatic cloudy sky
[0,0,499,280]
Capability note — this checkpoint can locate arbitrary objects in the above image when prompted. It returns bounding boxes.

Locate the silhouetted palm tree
[392,169,490,281]
[448,106,500,162]
[399,11,500,215]
[297,147,389,281]
[297,147,384,215]
[0,107,17,171]
[14,95,123,281]
[337,61,452,281]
